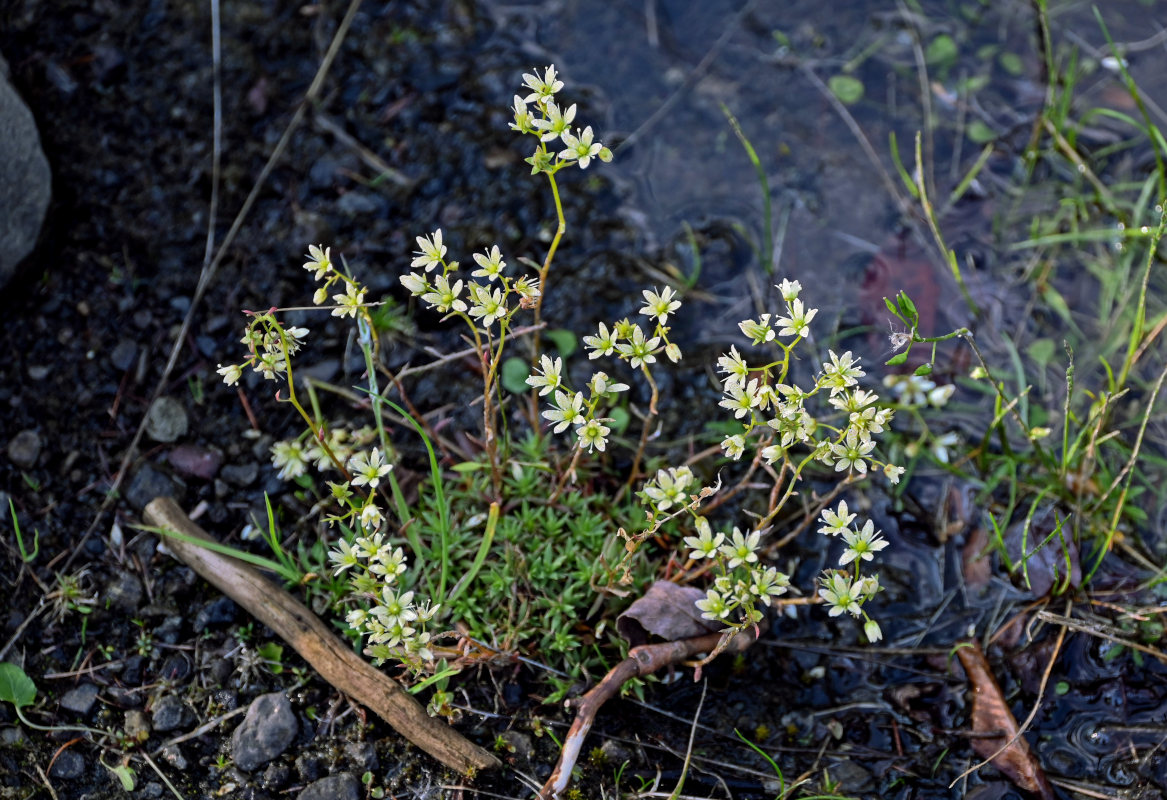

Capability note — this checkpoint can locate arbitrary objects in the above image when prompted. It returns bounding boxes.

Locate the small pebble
[59,683,100,716]
[146,396,188,443]
[48,749,85,780]
[297,773,359,800]
[151,694,193,732]
[6,429,42,468]
[232,693,298,772]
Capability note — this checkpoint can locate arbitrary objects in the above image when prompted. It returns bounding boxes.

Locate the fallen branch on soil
[143,496,499,776]
[539,627,760,799]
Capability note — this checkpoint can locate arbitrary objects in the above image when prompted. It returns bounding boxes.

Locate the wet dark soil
[3,1,1167,799]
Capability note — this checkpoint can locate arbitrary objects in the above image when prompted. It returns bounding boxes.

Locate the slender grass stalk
[723,104,773,275]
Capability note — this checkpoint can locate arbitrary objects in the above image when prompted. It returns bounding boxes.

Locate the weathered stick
[540,628,760,798]
[144,497,499,776]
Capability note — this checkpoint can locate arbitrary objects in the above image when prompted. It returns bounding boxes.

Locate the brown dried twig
[539,628,760,799]
[143,497,499,776]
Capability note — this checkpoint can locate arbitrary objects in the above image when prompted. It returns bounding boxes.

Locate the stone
[0,54,51,291]
[193,596,237,632]
[48,749,85,780]
[124,710,151,742]
[59,683,100,716]
[231,693,298,772]
[125,464,179,511]
[104,570,143,613]
[145,397,188,443]
[151,694,192,733]
[6,429,42,468]
[167,445,222,480]
[220,462,258,487]
[297,773,359,800]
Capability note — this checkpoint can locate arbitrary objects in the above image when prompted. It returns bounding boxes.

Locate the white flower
[777,278,801,302]
[217,363,242,386]
[614,325,659,368]
[583,322,618,359]
[303,244,332,280]
[683,518,724,560]
[359,501,383,530]
[349,448,393,488]
[332,281,367,318]
[819,500,856,537]
[819,572,861,617]
[526,354,563,396]
[750,567,790,605]
[471,245,506,281]
[831,428,875,474]
[468,284,507,327]
[411,230,446,272]
[576,418,610,452]
[718,527,760,569]
[722,433,746,460]
[271,440,308,480]
[533,101,576,142]
[717,346,750,390]
[508,95,533,134]
[738,315,775,345]
[328,539,360,575]
[639,286,681,325]
[864,618,883,643]
[559,126,603,169]
[883,463,905,484]
[821,350,865,396]
[695,588,731,621]
[840,520,888,565]
[643,466,694,511]
[420,275,466,314]
[589,371,629,395]
[400,271,428,296]
[542,390,585,433]
[775,299,817,339]
[931,431,960,464]
[719,378,761,420]
[521,65,564,104]
[928,384,956,408]
[378,588,417,627]
[665,342,682,363]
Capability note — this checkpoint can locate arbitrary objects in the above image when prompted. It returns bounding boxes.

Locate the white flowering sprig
[531,288,684,480]
[329,530,438,671]
[683,516,791,632]
[816,500,886,642]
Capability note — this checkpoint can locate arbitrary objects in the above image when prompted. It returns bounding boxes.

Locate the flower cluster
[715,280,903,484]
[509,65,612,175]
[397,230,538,334]
[329,531,438,668]
[532,290,684,454]
[817,500,886,641]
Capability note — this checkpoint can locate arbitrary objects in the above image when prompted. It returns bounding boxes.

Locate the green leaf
[256,642,284,673]
[967,120,996,143]
[1026,337,1057,370]
[108,764,136,791]
[828,75,865,105]
[501,357,530,395]
[450,461,487,473]
[998,52,1024,76]
[885,353,909,366]
[608,406,631,436]
[926,34,958,67]
[545,329,578,358]
[0,663,37,708]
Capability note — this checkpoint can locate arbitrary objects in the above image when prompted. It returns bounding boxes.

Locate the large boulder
[0,52,51,291]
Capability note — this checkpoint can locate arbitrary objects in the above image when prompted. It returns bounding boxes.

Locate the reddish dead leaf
[615,581,720,647]
[961,523,992,590]
[957,640,1054,799]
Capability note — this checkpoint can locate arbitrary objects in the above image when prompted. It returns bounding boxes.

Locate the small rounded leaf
[0,662,37,709]
[828,75,865,105]
[501,357,531,395]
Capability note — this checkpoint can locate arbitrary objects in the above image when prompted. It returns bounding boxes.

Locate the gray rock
[0,54,52,291]
[297,773,359,800]
[159,744,188,771]
[48,749,85,780]
[125,464,179,510]
[231,693,298,772]
[151,694,192,732]
[6,429,42,468]
[220,462,258,487]
[59,683,100,716]
[145,397,188,443]
[104,570,143,613]
[110,340,138,371]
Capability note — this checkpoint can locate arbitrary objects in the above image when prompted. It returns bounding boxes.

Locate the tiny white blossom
[775,299,817,338]
[738,315,775,344]
[864,618,883,643]
[542,390,585,433]
[840,520,888,565]
[332,281,367,318]
[719,378,761,420]
[400,271,428,296]
[521,65,564,104]
[614,325,659,368]
[777,278,802,302]
[722,433,746,460]
[349,448,393,488]
[471,245,506,281]
[639,286,681,325]
[271,440,308,480]
[303,244,332,280]
[819,500,856,537]
[420,274,466,314]
[683,518,724,560]
[821,350,865,396]
[328,539,360,575]
[576,418,610,452]
[819,572,861,617]
[717,346,750,390]
[509,95,533,133]
[217,363,242,386]
[526,354,563,396]
[883,463,905,484]
[559,126,603,169]
[583,322,618,359]
[718,527,761,569]
[695,588,731,621]
[411,230,446,272]
[533,101,576,142]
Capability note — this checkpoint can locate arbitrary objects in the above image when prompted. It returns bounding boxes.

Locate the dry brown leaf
[957,640,1054,799]
[615,580,720,647]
